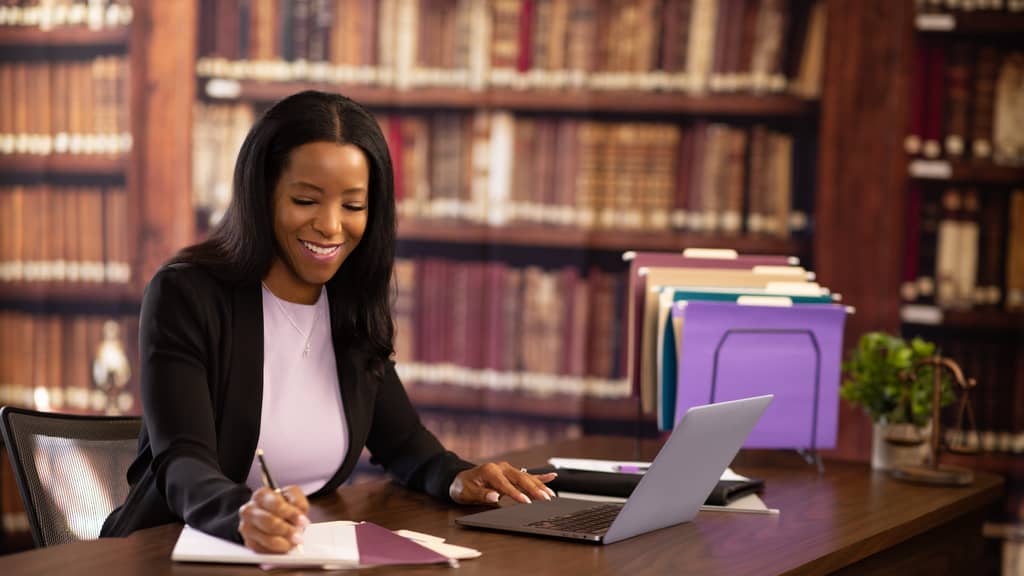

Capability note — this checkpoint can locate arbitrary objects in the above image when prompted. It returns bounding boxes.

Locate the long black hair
[172,90,396,374]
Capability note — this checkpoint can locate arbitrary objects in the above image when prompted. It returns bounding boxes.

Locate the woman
[101,91,556,553]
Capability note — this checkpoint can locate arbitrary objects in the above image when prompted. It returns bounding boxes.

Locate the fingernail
[485,492,500,503]
[546,488,556,498]
[541,492,551,501]
[520,494,532,504]
[298,515,310,528]
[291,533,304,545]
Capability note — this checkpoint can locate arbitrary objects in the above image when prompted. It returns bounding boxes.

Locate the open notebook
[172,520,480,568]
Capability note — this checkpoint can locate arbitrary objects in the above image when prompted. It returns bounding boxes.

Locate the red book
[384,116,404,206]
[483,262,506,372]
[905,41,928,156]
[518,0,534,72]
[923,41,946,159]
[673,126,694,231]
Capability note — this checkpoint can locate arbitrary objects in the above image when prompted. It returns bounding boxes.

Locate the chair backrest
[0,406,141,548]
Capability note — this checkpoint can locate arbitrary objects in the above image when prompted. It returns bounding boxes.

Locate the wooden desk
[0,436,1003,575]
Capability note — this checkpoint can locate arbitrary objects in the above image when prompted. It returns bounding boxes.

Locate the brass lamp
[92,320,133,415]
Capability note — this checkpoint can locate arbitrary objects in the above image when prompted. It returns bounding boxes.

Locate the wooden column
[131,0,197,290]
[815,0,915,460]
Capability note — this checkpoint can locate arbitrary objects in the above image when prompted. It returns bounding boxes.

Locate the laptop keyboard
[526,503,623,535]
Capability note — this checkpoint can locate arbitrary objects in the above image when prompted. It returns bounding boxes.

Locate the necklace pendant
[303,342,311,357]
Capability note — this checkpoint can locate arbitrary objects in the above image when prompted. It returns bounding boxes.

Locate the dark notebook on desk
[456,395,772,544]
[527,467,764,506]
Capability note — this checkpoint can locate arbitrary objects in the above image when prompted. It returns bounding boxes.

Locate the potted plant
[841,332,955,470]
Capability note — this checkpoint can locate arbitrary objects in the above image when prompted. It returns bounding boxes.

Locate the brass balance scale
[885,356,979,486]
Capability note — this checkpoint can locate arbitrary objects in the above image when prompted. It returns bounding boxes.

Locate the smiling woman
[98,90,557,554]
[266,141,369,304]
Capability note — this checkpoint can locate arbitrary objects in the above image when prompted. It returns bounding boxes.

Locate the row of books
[194,103,809,236]
[905,42,1023,167]
[626,249,846,437]
[196,0,826,95]
[0,185,131,284]
[392,258,630,398]
[0,57,132,156]
[905,326,1024,454]
[0,0,132,30]
[902,186,1024,310]
[420,411,582,461]
[0,311,138,415]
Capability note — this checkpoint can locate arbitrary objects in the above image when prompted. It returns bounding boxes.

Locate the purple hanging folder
[674,302,846,449]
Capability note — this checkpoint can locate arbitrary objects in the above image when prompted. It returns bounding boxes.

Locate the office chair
[0,406,141,548]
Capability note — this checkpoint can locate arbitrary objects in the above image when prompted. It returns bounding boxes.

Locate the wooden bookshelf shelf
[397,221,806,254]
[915,12,1024,36]
[902,305,1024,331]
[205,79,818,117]
[0,27,129,48]
[0,282,139,305]
[404,382,639,423]
[908,159,1024,184]
[943,452,1024,477]
[0,154,127,176]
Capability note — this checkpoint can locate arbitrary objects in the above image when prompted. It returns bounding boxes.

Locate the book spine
[970,45,999,160]
[943,42,972,159]
[923,41,947,159]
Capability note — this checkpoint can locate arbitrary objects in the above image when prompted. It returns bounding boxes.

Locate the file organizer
[672,301,847,453]
[656,289,835,431]
[624,249,799,398]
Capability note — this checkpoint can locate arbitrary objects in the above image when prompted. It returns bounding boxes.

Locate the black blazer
[101,264,473,542]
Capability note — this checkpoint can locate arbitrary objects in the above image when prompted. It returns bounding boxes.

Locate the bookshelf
[200,79,820,116]
[397,220,806,254]
[189,0,833,438]
[915,11,1024,36]
[0,0,935,476]
[403,382,638,424]
[898,0,1024,535]
[909,159,1024,184]
[0,154,128,176]
[0,27,129,48]
[0,282,139,307]
[0,0,170,551]
[902,305,1024,332]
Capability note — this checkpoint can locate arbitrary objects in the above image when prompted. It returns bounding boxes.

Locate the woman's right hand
[238,486,310,553]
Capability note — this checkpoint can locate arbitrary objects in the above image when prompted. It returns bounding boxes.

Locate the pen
[614,465,650,474]
[256,449,305,552]
[699,505,781,516]
[256,448,279,491]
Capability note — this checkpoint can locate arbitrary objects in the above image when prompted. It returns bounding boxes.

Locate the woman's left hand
[449,461,558,505]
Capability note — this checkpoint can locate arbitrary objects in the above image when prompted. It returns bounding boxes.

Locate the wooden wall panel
[815,0,915,460]
[133,0,197,289]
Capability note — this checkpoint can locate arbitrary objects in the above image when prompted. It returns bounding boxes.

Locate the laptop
[456,394,773,544]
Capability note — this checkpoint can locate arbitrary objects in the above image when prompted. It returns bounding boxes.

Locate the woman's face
[265,141,369,303]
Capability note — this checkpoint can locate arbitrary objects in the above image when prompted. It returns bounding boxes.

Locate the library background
[0,0,1022,566]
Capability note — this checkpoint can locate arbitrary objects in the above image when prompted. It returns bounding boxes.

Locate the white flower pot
[871,420,931,471]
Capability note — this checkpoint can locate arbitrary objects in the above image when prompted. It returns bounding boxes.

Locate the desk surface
[0,436,1003,575]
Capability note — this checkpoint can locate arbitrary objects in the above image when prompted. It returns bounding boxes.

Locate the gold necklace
[262,283,322,357]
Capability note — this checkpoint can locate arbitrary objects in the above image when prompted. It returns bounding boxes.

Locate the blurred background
[0,0,1021,561]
